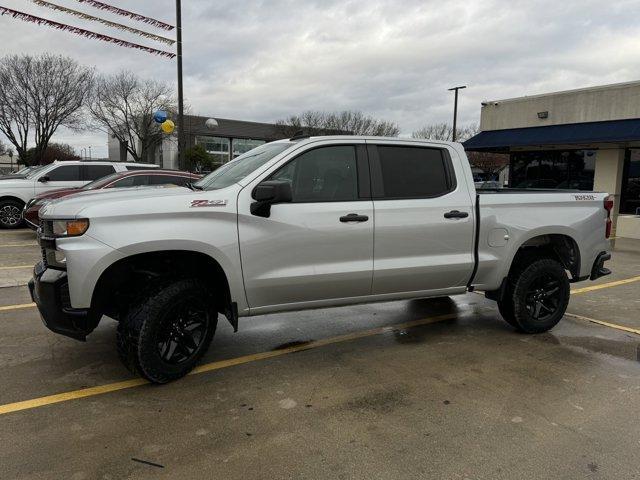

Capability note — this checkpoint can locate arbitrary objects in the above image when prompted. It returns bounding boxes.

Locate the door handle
[443,210,469,219]
[340,213,369,223]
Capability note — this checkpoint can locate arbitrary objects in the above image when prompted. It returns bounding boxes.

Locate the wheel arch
[510,233,581,280]
[0,195,26,206]
[91,250,236,329]
[486,232,581,303]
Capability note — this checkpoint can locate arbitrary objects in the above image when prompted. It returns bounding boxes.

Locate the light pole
[176,0,185,170]
[448,85,466,142]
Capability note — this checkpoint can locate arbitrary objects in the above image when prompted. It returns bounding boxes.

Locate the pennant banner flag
[0,7,176,58]
[30,0,175,45]
[75,0,174,31]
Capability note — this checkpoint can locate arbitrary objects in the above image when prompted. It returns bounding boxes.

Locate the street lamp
[448,85,467,142]
[176,0,185,170]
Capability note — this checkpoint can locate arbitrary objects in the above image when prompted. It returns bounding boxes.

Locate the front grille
[38,220,54,267]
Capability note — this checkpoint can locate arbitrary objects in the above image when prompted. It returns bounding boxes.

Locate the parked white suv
[0,160,158,228]
[30,137,613,383]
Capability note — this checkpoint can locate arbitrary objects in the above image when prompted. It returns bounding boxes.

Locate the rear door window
[82,165,116,181]
[370,146,454,199]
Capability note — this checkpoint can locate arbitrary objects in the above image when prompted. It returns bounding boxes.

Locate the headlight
[51,218,90,237]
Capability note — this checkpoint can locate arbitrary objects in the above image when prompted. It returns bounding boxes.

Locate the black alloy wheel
[524,273,562,322]
[117,279,217,383]
[509,257,570,333]
[156,301,211,365]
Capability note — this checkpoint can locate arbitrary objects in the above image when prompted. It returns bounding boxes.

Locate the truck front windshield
[195,142,294,191]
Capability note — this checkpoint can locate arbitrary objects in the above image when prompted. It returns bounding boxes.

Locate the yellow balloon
[161,119,175,134]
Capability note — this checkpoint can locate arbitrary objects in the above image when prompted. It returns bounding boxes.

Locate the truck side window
[373,146,453,199]
[82,165,116,181]
[47,165,81,181]
[271,146,358,202]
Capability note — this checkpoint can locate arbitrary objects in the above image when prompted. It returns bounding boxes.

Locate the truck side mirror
[250,180,292,217]
[38,176,50,183]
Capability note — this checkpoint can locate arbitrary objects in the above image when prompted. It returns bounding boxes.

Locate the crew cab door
[238,142,373,311]
[368,142,475,294]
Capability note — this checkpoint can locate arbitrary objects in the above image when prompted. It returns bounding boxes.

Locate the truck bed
[471,189,610,292]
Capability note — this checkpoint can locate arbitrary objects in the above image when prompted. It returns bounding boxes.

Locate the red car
[23,169,201,230]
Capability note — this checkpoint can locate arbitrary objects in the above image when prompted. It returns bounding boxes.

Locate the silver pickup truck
[29,136,613,383]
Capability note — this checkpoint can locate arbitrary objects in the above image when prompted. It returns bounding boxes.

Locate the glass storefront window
[621,149,640,214]
[509,150,595,190]
[195,136,230,165]
[232,139,265,158]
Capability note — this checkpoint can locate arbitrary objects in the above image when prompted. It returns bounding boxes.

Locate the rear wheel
[117,279,217,383]
[0,199,24,229]
[509,258,570,333]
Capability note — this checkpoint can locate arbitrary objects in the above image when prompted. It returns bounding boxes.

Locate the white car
[30,137,613,383]
[0,160,158,228]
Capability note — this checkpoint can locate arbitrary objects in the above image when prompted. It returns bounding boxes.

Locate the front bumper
[28,262,96,341]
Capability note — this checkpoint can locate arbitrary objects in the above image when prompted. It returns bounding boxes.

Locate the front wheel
[117,279,217,383]
[509,258,570,333]
[0,199,25,229]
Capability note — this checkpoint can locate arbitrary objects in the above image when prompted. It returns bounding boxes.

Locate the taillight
[604,195,614,239]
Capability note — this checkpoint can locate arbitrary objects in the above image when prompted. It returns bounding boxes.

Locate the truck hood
[40,185,194,218]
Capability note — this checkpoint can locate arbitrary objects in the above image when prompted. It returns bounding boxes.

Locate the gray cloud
[1,0,640,157]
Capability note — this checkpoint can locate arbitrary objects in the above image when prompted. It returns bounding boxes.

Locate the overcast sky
[1,0,640,158]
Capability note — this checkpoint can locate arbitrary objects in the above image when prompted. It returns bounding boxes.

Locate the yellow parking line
[0,311,463,416]
[0,243,37,248]
[0,303,35,312]
[566,313,640,336]
[0,265,32,271]
[571,275,640,295]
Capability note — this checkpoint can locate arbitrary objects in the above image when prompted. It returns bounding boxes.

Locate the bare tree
[0,139,10,156]
[0,56,31,163]
[88,71,176,163]
[466,151,509,178]
[411,123,478,142]
[277,110,400,137]
[0,54,93,165]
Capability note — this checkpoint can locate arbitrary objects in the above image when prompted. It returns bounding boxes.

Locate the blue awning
[464,118,640,151]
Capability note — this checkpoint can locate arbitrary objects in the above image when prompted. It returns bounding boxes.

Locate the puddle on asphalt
[272,340,314,350]
[538,332,640,362]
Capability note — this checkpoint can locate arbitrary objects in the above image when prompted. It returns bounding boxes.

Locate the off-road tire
[508,258,570,334]
[497,291,518,328]
[0,199,25,229]
[117,279,217,384]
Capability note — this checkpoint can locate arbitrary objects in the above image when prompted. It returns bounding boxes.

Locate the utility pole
[448,85,466,142]
[176,0,185,170]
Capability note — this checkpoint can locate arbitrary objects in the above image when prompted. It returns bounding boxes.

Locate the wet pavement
[0,230,639,479]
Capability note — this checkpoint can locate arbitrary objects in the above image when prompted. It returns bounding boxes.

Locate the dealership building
[464,81,640,239]
[108,115,288,169]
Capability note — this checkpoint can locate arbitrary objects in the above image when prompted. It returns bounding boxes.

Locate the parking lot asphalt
[1,230,639,479]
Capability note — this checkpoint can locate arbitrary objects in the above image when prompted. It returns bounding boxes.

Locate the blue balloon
[153,110,168,124]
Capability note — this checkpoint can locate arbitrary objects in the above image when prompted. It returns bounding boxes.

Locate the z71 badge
[190,199,228,208]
